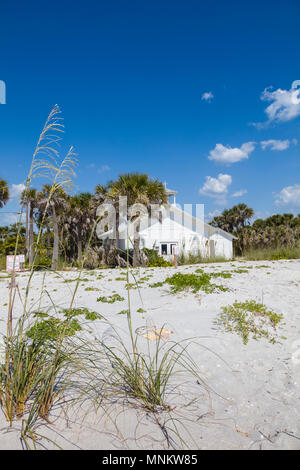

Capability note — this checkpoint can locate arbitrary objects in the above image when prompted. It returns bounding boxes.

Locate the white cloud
[10,183,25,199]
[232,189,247,197]
[253,81,300,127]
[208,142,255,164]
[201,91,214,102]
[261,139,292,151]
[275,184,300,207]
[200,174,232,204]
[97,165,111,174]
[86,163,111,173]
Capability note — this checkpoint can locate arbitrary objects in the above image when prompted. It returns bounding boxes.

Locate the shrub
[26,316,82,341]
[34,254,52,270]
[97,294,125,303]
[117,309,130,315]
[164,272,229,294]
[214,300,284,344]
[143,248,173,267]
[62,307,102,321]
[149,281,165,288]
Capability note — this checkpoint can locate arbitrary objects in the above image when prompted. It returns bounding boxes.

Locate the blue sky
[0,0,300,224]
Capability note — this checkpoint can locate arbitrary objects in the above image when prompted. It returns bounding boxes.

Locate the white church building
[98,186,236,260]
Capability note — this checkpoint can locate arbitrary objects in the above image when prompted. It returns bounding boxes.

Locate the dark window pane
[161,244,168,255]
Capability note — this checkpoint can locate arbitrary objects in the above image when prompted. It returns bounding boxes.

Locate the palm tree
[94,184,109,203]
[69,192,94,263]
[0,178,9,208]
[211,204,254,233]
[108,173,167,266]
[20,188,37,264]
[38,185,67,270]
[95,182,124,249]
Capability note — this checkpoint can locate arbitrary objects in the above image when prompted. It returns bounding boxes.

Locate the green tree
[20,188,38,265]
[69,192,94,263]
[107,173,167,266]
[0,178,9,208]
[211,203,254,233]
[38,185,67,270]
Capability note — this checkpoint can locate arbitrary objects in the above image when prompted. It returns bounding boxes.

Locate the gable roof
[170,205,238,240]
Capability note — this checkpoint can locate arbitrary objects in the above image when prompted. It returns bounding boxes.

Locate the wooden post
[174,253,177,269]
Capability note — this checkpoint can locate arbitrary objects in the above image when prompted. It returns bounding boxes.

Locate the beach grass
[244,246,300,261]
[177,251,230,265]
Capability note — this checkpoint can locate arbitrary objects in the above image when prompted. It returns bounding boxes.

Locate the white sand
[0,259,300,450]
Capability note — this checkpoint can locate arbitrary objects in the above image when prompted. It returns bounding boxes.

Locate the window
[161,244,168,255]
[170,244,177,255]
[161,243,178,255]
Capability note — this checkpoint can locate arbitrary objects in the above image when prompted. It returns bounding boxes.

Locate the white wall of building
[121,213,234,259]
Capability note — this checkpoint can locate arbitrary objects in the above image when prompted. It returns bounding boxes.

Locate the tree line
[0,173,167,268]
[1,177,300,267]
[210,203,300,256]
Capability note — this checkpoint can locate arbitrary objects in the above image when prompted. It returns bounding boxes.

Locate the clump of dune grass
[214,300,285,345]
[244,246,300,261]
[177,251,230,265]
[83,321,210,448]
[74,323,211,449]
[0,325,82,427]
[100,333,203,413]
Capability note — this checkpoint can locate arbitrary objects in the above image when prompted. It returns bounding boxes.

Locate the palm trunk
[25,202,29,258]
[46,226,51,256]
[114,207,119,249]
[51,206,59,270]
[133,220,140,267]
[77,234,82,263]
[28,203,34,265]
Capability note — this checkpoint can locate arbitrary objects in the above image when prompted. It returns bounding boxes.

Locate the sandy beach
[0,259,300,450]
